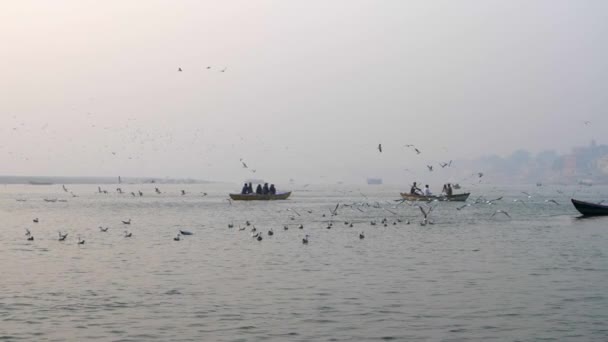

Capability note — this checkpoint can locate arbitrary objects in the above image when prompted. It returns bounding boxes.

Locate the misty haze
[1,1,607,341]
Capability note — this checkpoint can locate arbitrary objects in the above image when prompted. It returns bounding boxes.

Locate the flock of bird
[10,139,586,247]
[13,180,574,248]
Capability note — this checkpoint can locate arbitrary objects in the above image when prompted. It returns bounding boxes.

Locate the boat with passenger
[400,192,470,202]
[229,192,291,201]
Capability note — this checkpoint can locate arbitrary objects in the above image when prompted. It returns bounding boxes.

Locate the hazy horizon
[2,1,607,184]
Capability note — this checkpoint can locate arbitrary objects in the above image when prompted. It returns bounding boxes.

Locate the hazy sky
[1,1,607,184]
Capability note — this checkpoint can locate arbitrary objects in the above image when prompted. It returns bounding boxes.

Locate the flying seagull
[491,210,511,218]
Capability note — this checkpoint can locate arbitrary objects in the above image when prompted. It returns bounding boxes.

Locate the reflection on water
[1,183,607,341]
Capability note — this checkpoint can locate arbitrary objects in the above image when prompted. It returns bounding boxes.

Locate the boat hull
[400,192,470,202]
[229,192,291,201]
[571,199,608,216]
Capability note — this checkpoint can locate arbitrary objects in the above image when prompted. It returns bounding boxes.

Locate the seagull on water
[378,144,382,153]
[122,219,131,225]
[174,234,181,241]
[179,230,193,236]
[359,232,365,239]
[33,218,39,223]
[124,231,132,238]
[302,235,309,244]
[25,228,31,236]
[58,232,68,241]
[77,236,85,245]
[99,226,109,232]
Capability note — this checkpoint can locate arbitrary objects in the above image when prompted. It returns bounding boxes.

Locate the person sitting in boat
[410,182,422,195]
[442,184,448,195]
[247,182,253,194]
[423,184,432,196]
[255,184,263,195]
[262,183,270,195]
[269,184,276,195]
[447,183,453,196]
[241,183,248,195]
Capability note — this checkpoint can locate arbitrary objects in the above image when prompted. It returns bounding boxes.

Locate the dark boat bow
[571,199,608,216]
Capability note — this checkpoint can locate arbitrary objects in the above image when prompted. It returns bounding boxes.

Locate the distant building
[562,155,577,177]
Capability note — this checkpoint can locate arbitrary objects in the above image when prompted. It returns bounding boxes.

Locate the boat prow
[571,198,608,216]
[229,191,292,201]
[400,192,470,202]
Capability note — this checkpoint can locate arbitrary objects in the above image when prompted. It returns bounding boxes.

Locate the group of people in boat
[410,182,454,197]
[241,182,277,195]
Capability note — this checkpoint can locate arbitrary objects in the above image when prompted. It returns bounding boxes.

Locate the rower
[410,182,421,195]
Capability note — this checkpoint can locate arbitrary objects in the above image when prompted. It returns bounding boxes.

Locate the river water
[1,183,607,341]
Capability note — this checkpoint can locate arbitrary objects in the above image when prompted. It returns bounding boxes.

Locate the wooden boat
[571,199,608,216]
[229,192,291,201]
[400,192,470,202]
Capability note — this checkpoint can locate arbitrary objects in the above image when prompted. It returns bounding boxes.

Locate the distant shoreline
[0,176,214,185]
